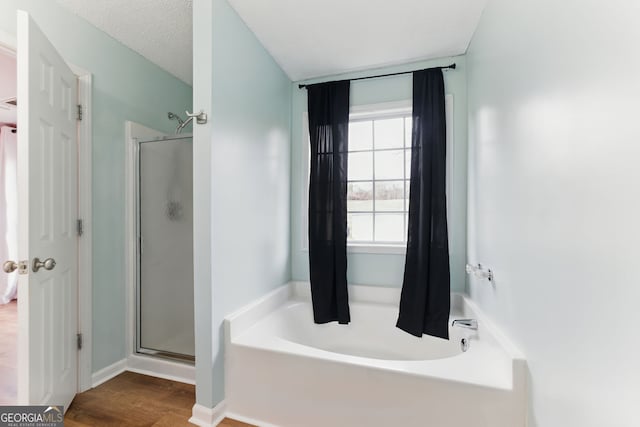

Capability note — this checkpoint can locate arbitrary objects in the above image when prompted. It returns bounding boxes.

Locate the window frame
[302,97,453,255]
[346,112,411,246]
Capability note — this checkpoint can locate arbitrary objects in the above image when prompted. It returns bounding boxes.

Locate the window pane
[348,182,373,211]
[375,149,404,180]
[374,118,404,149]
[405,148,412,177]
[405,180,411,208]
[349,121,373,151]
[405,116,413,147]
[348,213,373,242]
[375,181,404,212]
[375,213,405,243]
[348,151,373,181]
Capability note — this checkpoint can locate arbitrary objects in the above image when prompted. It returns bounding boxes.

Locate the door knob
[33,257,56,272]
[3,261,17,273]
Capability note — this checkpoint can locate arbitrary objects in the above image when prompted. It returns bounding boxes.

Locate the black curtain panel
[397,68,451,339]
[307,81,351,324]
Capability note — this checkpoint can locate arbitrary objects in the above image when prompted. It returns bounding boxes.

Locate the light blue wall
[290,57,468,292]
[467,0,640,425]
[0,1,193,373]
[192,0,292,407]
[192,0,215,410]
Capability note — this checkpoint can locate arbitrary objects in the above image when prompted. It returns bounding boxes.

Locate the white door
[16,11,79,409]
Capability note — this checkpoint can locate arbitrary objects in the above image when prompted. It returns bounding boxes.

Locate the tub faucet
[452,319,478,330]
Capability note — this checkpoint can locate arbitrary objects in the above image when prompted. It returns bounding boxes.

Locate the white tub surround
[224,282,527,427]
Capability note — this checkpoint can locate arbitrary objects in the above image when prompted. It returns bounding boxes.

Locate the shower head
[167,112,184,125]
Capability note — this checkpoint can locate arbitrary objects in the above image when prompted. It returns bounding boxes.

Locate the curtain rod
[297,63,456,89]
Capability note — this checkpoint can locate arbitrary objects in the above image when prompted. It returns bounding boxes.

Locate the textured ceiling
[228,0,487,81]
[57,0,193,85]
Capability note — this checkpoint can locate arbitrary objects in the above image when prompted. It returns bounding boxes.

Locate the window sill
[301,244,406,255]
[348,244,406,254]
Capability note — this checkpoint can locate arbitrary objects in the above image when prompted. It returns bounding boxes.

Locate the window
[302,98,452,253]
[347,114,412,244]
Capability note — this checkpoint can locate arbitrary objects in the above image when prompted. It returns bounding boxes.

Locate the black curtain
[307,81,351,324]
[396,69,450,339]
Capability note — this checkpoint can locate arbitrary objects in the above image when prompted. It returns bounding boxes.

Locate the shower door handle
[33,257,56,272]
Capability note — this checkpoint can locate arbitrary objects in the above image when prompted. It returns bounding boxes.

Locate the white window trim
[302,97,453,255]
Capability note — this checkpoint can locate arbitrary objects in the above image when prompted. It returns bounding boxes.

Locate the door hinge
[77,104,83,121]
[77,333,83,350]
[77,219,83,236]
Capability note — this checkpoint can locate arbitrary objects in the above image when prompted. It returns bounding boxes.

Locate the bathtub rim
[225,281,525,362]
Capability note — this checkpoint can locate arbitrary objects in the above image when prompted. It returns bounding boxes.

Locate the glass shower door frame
[135,134,195,363]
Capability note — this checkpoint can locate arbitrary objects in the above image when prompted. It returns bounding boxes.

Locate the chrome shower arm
[176,116,193,133]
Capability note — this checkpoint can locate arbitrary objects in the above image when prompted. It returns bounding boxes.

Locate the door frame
[0,28,94,394]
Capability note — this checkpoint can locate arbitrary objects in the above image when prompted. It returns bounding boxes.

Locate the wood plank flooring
[65,371,254,427]
[0,300,17,405]
[218,418,255,427]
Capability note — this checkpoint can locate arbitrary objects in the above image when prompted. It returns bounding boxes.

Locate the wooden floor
[66,371,254,427]
[0,300,17,405]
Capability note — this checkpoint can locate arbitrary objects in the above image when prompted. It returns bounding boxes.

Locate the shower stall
[135,134,194,362]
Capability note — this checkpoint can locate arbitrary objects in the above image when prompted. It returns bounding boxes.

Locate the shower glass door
[137,136,194,361]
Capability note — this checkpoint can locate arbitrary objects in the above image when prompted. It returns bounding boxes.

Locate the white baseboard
[91,359,127,388]
[189,402,227,427]
[91,354,194,389]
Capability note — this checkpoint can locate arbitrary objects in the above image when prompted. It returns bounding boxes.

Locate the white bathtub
[225,282,527,427]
